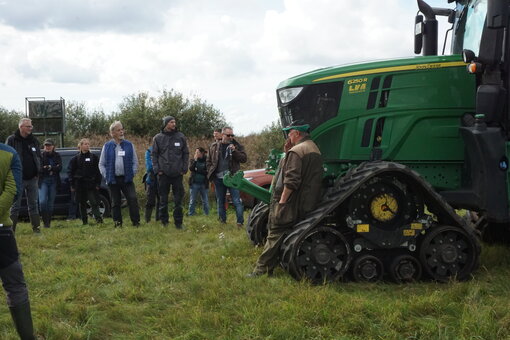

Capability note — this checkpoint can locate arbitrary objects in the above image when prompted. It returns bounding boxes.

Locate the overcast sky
[0,0,453,135]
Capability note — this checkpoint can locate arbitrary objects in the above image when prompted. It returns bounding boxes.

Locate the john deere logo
[348,78,368,94]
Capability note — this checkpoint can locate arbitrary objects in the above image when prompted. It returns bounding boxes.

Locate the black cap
[162,116,175,128]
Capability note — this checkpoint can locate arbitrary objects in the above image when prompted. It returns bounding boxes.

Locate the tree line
[0,89,284,168]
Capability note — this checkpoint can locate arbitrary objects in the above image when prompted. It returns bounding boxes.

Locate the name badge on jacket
[118,151,125,156]
[174,143,180,147]
[31,147,36,151]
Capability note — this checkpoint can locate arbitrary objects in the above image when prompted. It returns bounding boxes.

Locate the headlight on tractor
[278,87,304,104]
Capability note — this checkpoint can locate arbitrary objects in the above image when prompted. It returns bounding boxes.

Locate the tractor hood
[277,55,465,89]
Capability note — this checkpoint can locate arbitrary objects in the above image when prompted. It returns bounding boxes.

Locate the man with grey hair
[99,121,140,227]
[6,118,42,233]
[152,116,189,229]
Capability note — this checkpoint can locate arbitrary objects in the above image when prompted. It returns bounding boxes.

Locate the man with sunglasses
[207,127,247,227]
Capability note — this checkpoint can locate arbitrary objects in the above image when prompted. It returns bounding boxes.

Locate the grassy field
[1,211,510,340]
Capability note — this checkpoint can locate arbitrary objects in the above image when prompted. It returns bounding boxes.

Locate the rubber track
[280,161,481,278]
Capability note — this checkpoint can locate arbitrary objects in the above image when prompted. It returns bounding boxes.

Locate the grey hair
[109,120,123,133]
[18,117,32,128]
[222,126,233,133]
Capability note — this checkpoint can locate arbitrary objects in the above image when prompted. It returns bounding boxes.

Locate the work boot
[145,207,153,223]
[9,301,35,340]
[30,215,41,230]
[114,221,123,228]
[42,212,51,228]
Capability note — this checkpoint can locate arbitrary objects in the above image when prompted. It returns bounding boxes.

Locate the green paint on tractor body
[277,55,475,192]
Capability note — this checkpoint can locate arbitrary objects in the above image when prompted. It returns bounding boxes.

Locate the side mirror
[462,49,476,63]
[487,0,508,28]
[414,15,424,54]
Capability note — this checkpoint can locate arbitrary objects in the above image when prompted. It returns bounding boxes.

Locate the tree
[0,108,23,142]
[65,102,110,138]
[116,89,227,138]
[116,92,160,137]
[177,97,227,137]
[247,120,285,168]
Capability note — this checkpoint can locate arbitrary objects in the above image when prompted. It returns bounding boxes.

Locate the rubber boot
[145,207,153,223]
[9,301,35,340]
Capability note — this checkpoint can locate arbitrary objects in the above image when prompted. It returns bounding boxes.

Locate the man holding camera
[207,127,247,227]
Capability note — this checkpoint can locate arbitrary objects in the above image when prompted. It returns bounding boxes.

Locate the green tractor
[226,0,510,283]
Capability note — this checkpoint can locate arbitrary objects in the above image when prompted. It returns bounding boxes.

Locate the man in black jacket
[5,118,42,233]
[152,116,189,229]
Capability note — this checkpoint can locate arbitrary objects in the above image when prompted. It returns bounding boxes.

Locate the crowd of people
[0,115,253,338]
[0,116,319,337]
[4,116,249,232]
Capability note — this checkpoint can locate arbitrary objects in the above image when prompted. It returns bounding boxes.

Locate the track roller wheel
[419,225,478,282]
[287,226,351,284]
[352,254,384,282]
[246,202,269,246]
[389,255,422,283]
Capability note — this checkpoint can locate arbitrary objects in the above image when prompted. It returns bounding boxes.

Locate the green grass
[1,213,510,340]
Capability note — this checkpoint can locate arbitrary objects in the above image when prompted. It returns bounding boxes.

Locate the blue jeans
[213,177,244,224]
[38,177,57,216]
[188,183,209,216]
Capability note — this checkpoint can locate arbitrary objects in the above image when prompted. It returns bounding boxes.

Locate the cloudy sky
[0,0,453,135]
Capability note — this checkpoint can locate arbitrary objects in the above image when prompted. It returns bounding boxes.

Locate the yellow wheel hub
[370,193,398,222]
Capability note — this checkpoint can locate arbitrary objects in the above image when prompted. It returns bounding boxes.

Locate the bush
[65,102,110,138]
[116,89,227,138]
[242,121,285,168]
[0,108,23,142]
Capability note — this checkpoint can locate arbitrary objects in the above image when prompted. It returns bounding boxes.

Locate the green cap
[282,124,310,132]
